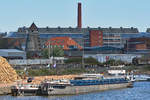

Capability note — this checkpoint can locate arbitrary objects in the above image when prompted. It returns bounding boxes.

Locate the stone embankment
[0,83,15,95]
[0,87,11,95]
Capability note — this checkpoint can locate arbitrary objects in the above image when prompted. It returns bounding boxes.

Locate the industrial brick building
[125,33,150,54]
[3,2,146,58]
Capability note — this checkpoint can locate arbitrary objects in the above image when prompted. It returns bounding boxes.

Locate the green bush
[64,58,82,64]
[65,57,99,65]
[41,46,64,59]
[104,59,124,66]
[84,57,99,65]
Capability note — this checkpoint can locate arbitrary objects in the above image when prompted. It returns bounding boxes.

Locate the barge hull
[45,83,130,95]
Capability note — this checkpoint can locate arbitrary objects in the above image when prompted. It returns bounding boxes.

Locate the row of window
[40,34,83,38]
[44,45,78,49]
[103,39,121,41]
[103,33,121,37]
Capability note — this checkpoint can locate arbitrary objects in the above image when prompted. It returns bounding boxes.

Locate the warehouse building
[0,49,26,59]
[124,33,150,54]
[84,54,142,63]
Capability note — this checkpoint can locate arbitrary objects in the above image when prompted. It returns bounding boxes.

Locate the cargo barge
[11,74,133,96]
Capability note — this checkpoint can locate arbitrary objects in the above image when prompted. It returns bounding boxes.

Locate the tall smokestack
[77,3,82,29]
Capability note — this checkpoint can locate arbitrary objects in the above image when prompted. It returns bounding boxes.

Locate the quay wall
[0,87,11,95]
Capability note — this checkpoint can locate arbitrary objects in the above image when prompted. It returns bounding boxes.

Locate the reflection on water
[0,82,150,100]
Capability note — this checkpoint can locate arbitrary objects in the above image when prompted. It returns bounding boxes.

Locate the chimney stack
[77,3,82,29]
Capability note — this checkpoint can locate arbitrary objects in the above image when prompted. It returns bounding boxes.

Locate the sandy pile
[30,75,78,84]
[0,56,20,83]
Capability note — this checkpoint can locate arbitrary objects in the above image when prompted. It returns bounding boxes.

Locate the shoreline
[0,73,149,95]
[0,75,78,95]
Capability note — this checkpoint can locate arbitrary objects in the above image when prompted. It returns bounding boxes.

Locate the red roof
[45,37,82,50]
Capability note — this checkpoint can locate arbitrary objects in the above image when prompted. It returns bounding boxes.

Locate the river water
[0,82,150,100]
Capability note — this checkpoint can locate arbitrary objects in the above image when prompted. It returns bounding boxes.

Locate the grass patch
[15,67,88,77]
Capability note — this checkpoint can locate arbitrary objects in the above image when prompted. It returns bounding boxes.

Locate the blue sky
[0,0,150,32]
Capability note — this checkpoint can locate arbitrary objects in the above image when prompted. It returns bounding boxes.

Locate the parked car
[27,77,34,83]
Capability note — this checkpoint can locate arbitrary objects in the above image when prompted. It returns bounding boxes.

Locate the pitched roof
[29,22,38,32]
[18,23,139,33]
[45,37,82,50]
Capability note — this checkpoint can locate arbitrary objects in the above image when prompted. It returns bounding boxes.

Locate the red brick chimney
[77,3,82,29]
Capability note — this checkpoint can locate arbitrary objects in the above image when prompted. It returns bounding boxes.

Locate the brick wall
[136,44,147,50]
[89,30,103,47]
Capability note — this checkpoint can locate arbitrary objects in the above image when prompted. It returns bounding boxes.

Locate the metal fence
[84,54,142,63]
[9,57,65,65]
